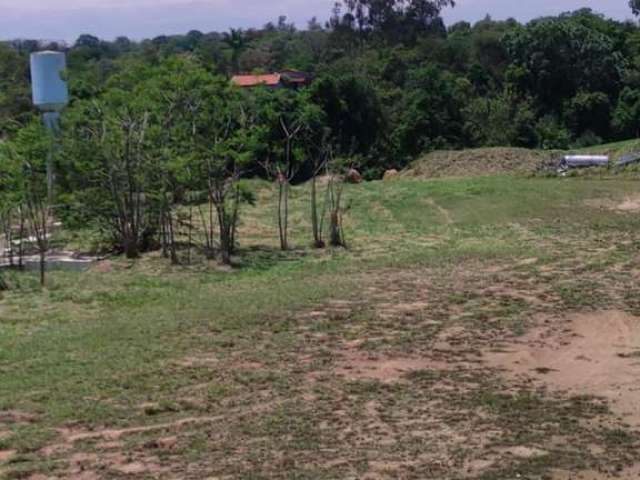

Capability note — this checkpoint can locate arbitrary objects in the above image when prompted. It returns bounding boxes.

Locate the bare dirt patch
[173,354,219,368]
[485,310,640,425]
[63,451,166,479]
[334,351,450,383]
[54,415,223,445]
[376,300,432,320]
[617,196,640,212]
[552,464,640,480]
[585,195,640,213]
[0,410,38,424]
[0,449,16,463]
[91,259,114,273]
[502,445,548,459]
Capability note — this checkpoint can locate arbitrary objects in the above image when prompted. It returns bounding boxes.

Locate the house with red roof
[231,70,312,89]
[231,73,282,88]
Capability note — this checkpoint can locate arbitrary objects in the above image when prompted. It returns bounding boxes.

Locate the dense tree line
[2,1,640,272]
[2,4,640,171]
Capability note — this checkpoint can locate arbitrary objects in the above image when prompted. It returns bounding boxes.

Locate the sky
[0,0,634,43]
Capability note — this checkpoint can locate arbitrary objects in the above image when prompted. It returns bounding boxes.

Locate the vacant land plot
[1,176,640,479]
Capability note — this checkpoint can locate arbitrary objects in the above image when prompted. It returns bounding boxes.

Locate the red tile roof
[231,74,281,87]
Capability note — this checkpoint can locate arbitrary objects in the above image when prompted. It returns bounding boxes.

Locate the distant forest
[3,1,640,175]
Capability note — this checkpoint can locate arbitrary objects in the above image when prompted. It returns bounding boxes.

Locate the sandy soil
[485,310,640,426]
[585,195,640,212]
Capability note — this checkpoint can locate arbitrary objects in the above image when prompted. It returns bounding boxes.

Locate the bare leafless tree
[25,191,51,286]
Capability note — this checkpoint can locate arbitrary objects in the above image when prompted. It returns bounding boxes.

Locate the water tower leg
[42,112,60,201]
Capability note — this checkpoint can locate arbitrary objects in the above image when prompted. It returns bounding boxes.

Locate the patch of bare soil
[0,410,38,424]
[376,300,432,320]
[35,417,220,478]
[585,195,640,213]
[92,259,114,273]
[501,445,548,459]
[60,451,167,479]
[0,449,16,462]
[617,197,640,212]
[485,310,640,426]
[552,464,640,480]
[173,354,219,368]
[57,415,223,443]
[334,350,451,383]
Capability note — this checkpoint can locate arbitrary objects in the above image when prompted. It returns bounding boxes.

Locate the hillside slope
[405,140,640,179]
[404,147,556,178]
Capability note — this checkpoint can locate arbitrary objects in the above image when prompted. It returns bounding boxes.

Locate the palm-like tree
[224,28,246,74]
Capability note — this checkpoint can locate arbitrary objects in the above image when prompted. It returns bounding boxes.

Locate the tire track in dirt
[424,198,454,225]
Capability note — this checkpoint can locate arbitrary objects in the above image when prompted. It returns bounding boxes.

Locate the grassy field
[2,175,640,479]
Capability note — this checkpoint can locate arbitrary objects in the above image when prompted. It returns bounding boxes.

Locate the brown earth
[616,196,640,212]
[552,464,640,480]
[485,310,640,426]
[584,196,640,212]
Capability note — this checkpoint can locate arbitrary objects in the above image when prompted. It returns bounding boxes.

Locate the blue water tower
[31,51,69,132]
[30,51,69,113]
[30,51,69,197]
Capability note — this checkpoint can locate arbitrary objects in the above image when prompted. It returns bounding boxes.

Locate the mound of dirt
[404,147,557,179]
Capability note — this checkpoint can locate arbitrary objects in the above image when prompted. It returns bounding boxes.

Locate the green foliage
[463,89,537,148]
[564,91,612,138]
[59,55,266,261]
[612,87,640,138]
[330,0,454,44]
[2,2,640,188]
[0,120,51,202]
[503,17,624,109]
[392,64,468,160]
[535,115,572,150]
[309,75,384,159]
[0,42,33,137]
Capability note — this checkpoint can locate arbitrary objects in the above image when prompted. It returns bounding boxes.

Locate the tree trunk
[277,179,287,251]
[216,203,232,266]
[187,204,193,265]
[167,212,178,265]
[311,174,324,248]
[229,185,241,254]
[2,212,14,268]
[329,181,346,248]
[123,235,139,259]
[18,209,25,269]
[206,191,216,260]
[283,181,289,250]
[39,249,46,287]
